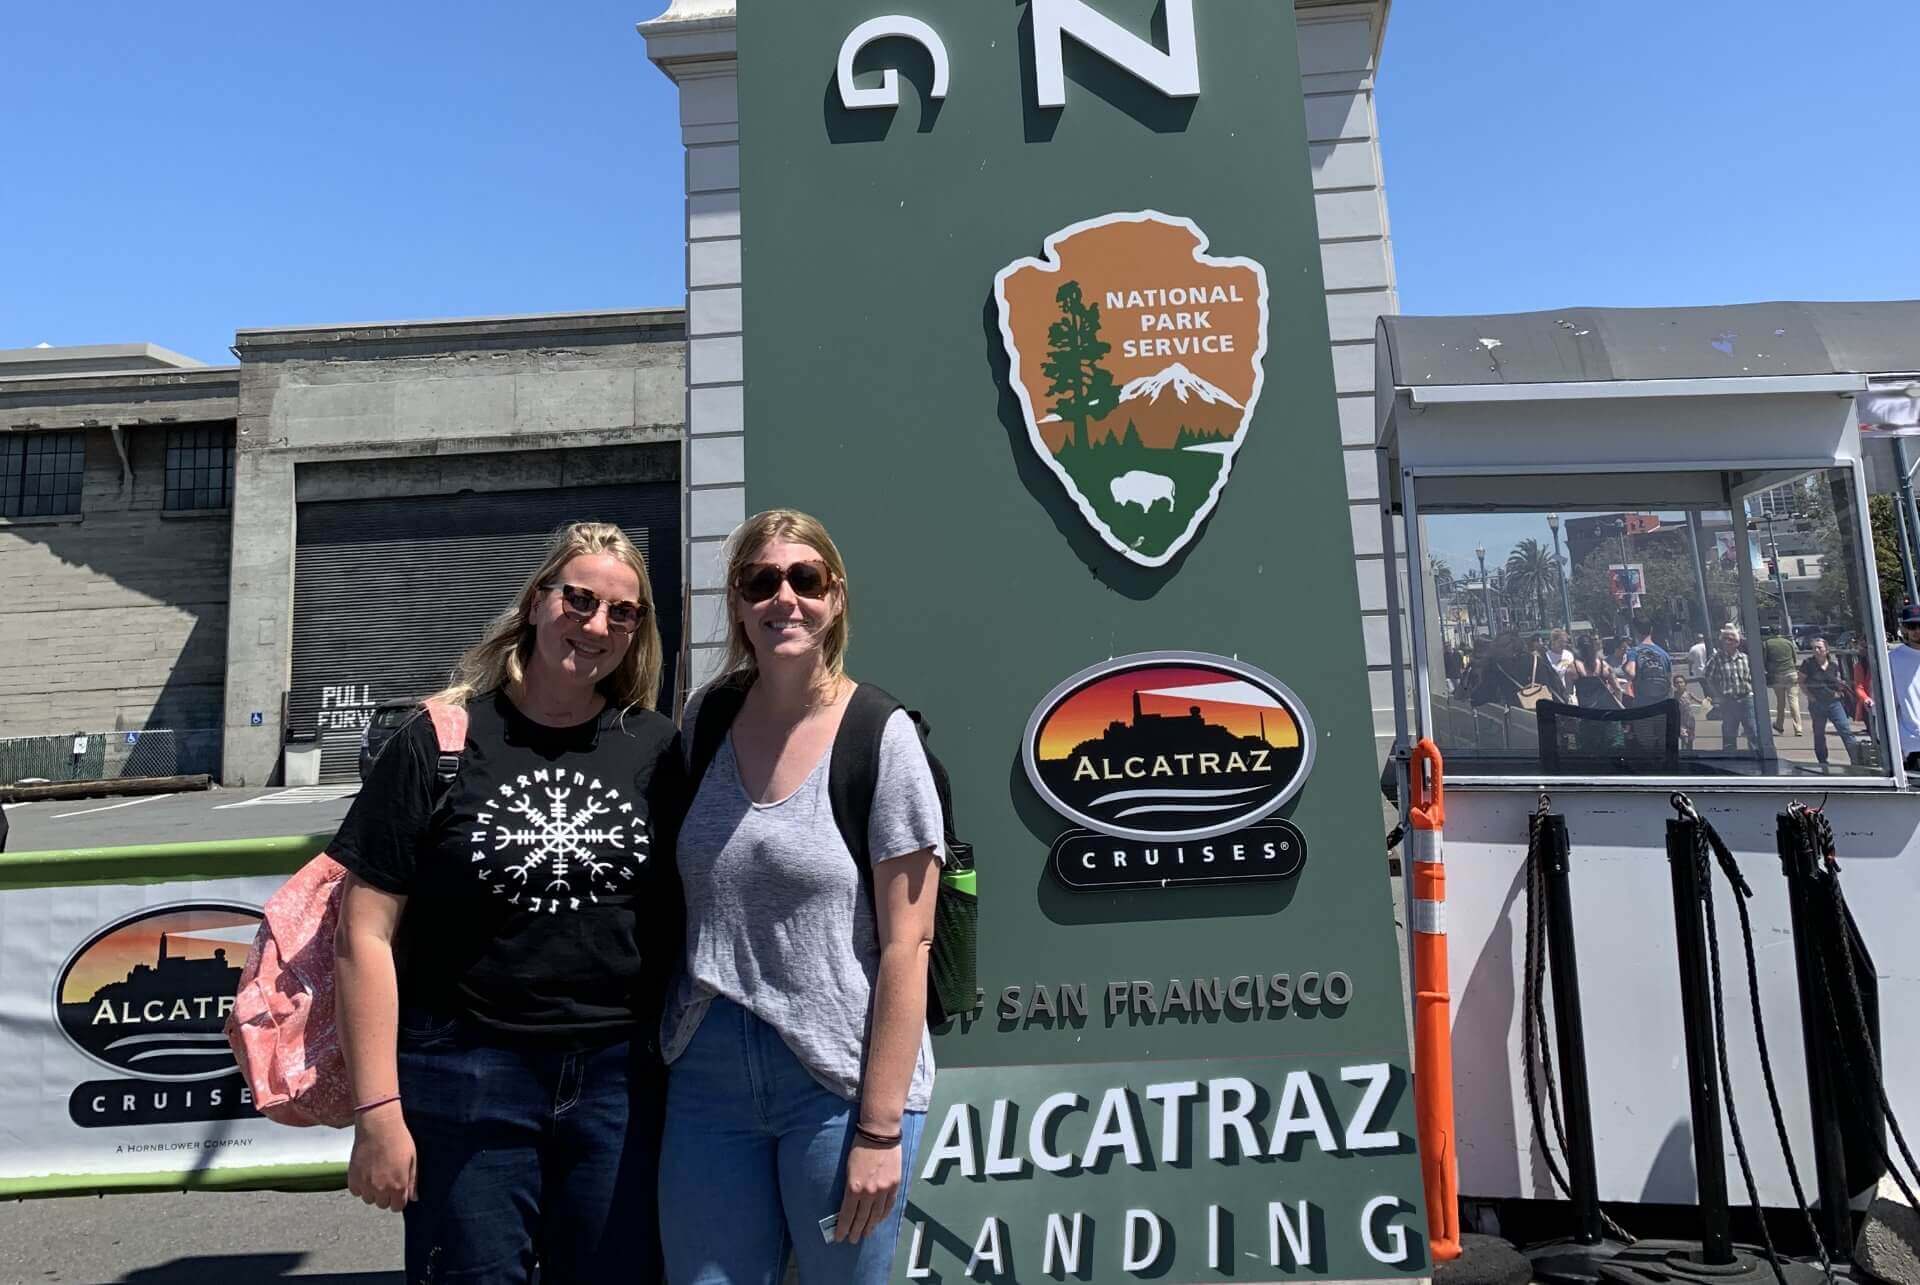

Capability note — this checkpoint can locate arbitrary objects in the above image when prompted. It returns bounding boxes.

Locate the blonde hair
[431,521,662,712]
[717,508,850,687]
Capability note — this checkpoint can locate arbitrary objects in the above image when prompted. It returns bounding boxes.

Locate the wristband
[355,1094,401,1116]
[853,1122,902,1147]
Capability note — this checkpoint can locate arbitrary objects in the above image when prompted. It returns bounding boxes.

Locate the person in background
[1704,625,1758,751]
[1443,642,1463,685]
[1624,619,1674,708]
[1687,633,1710,699]
[1469,632,1566,708]
[1606,637,1635,704]
[1546,629,1575,684]
[1761,625,1803,736]
[1888,604,1920,773]
[1569,634,1621,710]
[1798,636,1860,769]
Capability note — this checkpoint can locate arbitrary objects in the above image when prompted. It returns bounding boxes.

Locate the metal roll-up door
[291,483,681,782]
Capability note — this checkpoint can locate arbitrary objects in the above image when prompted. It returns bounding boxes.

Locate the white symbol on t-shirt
[471,770,646,913]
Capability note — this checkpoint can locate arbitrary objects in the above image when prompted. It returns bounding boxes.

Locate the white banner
[0,873,348,1193]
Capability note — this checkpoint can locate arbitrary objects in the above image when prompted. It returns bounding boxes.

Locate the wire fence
[0,729,220,785]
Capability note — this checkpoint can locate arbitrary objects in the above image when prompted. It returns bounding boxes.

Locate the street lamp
[1475,544,1491,637]
[1760,506,1795,639]
[1548,513,1572,631]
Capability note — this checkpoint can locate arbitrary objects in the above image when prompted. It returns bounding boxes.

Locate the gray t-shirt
[661,692,945,1111]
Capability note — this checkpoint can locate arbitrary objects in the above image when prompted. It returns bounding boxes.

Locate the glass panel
[1414,466,1892,779]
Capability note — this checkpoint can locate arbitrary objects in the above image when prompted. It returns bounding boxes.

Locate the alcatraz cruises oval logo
[54,902,260,1083]
[1023,652,1315,845]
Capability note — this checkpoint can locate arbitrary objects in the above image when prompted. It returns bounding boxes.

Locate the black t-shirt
[329,689,687,1045]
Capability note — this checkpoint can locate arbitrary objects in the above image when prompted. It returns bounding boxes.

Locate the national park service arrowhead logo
[996,211,1269,567]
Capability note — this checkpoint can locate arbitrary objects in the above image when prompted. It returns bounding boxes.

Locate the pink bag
[226,702,468,1128]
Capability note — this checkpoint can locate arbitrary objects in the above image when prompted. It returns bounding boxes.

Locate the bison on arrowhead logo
[995,211,1270,567]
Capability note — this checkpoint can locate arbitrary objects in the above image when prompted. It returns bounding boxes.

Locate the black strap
[828,685,907,872]
[688,673,754,796]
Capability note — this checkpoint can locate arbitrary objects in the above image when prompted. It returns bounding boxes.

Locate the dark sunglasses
[546,582,649,633]
[733,560,835,604]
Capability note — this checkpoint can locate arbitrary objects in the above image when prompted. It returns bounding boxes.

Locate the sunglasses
[546,582,649,634]
[733,560,835,604]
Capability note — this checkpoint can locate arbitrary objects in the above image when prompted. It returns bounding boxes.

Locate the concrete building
[641,0,1405,758]
[0,345,238,781]
[0,311,688,789]
[223,310,688,784]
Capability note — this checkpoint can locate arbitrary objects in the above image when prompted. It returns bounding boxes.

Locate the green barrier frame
[1,832,350,1199]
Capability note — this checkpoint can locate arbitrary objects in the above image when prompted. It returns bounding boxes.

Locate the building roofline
[0,342,207,371]
[234,307,687,351]
[0,366,240,395]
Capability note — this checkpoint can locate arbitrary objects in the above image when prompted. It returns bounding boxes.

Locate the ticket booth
[1374,303,1920,1222]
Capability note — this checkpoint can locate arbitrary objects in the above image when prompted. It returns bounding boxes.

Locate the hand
[347,1103,416,1212]
[834,1133,903,1245]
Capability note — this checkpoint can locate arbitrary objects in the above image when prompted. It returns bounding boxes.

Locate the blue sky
[4,1,1916,372]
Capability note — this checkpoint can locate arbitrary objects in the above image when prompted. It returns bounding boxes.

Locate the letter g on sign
[837,16,951,110]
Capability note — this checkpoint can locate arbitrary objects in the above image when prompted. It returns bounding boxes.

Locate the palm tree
[1505,538,1559,631]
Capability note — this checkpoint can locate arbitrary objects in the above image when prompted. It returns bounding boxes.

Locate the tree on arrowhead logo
[996,211,1270,567]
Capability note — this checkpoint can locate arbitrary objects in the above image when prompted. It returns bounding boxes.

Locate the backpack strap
[421,700,470,787]
[689,674,755,792]
[828,684,905,872]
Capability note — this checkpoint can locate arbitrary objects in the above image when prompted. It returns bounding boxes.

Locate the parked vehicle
[357,699,420,781]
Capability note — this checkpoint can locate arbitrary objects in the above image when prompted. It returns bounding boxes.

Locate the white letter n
[1031,0,1200,109]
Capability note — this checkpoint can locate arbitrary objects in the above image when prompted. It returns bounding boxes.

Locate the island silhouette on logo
[1031,663,1306,839]
[57,906,256,1080]
[997,211,1270,567]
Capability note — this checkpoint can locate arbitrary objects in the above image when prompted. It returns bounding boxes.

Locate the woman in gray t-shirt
[658,508,944,1285]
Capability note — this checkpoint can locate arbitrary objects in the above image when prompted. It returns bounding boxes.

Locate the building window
[164,426,235,511]
[0,431,86,518]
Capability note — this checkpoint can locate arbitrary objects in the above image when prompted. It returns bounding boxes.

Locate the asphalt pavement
[2,786,360,856]
[0,1189,400,1283]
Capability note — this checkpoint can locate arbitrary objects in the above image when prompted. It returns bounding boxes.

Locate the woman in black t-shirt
[331,521,684,1285]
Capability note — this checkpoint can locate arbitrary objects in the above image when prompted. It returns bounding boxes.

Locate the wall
[1297,2,1402,762]
[221,311,688,785]
[646,2,1403,750]
[0,428,230,761]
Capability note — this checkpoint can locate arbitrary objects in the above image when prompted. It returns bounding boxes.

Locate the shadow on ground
[116,1255,399,1284]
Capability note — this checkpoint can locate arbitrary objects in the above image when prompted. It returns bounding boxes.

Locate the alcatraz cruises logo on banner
[997,211,1270,567]
[1024,652,1312,889]
[54,902,262,1127]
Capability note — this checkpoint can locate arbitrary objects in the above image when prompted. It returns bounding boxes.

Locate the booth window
[0,431,85,518]
[164,425,235,511]
[1411,465,1894,781]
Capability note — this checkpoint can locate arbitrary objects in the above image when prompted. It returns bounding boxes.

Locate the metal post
[1478,546,1492,638]
[1551,514,1573,631]
[1894,437,1920,608]
[1541,815,1602,1245]
[1665,818,1735,1266]
[1778,816,1854,1257]
[1685,512,1716,640]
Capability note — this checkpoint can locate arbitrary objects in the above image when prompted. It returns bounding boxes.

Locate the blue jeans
[658,997,927,1285]
[396,1012,664,1284]
[1811,698,1859,764]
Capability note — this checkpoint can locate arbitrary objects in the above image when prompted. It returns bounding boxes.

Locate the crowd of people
[1442,616,1891,764]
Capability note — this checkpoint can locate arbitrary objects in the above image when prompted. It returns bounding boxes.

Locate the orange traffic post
[1408,738,1461,1262]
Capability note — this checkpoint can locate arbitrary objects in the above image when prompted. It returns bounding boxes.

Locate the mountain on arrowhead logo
[996,211,1270,567]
